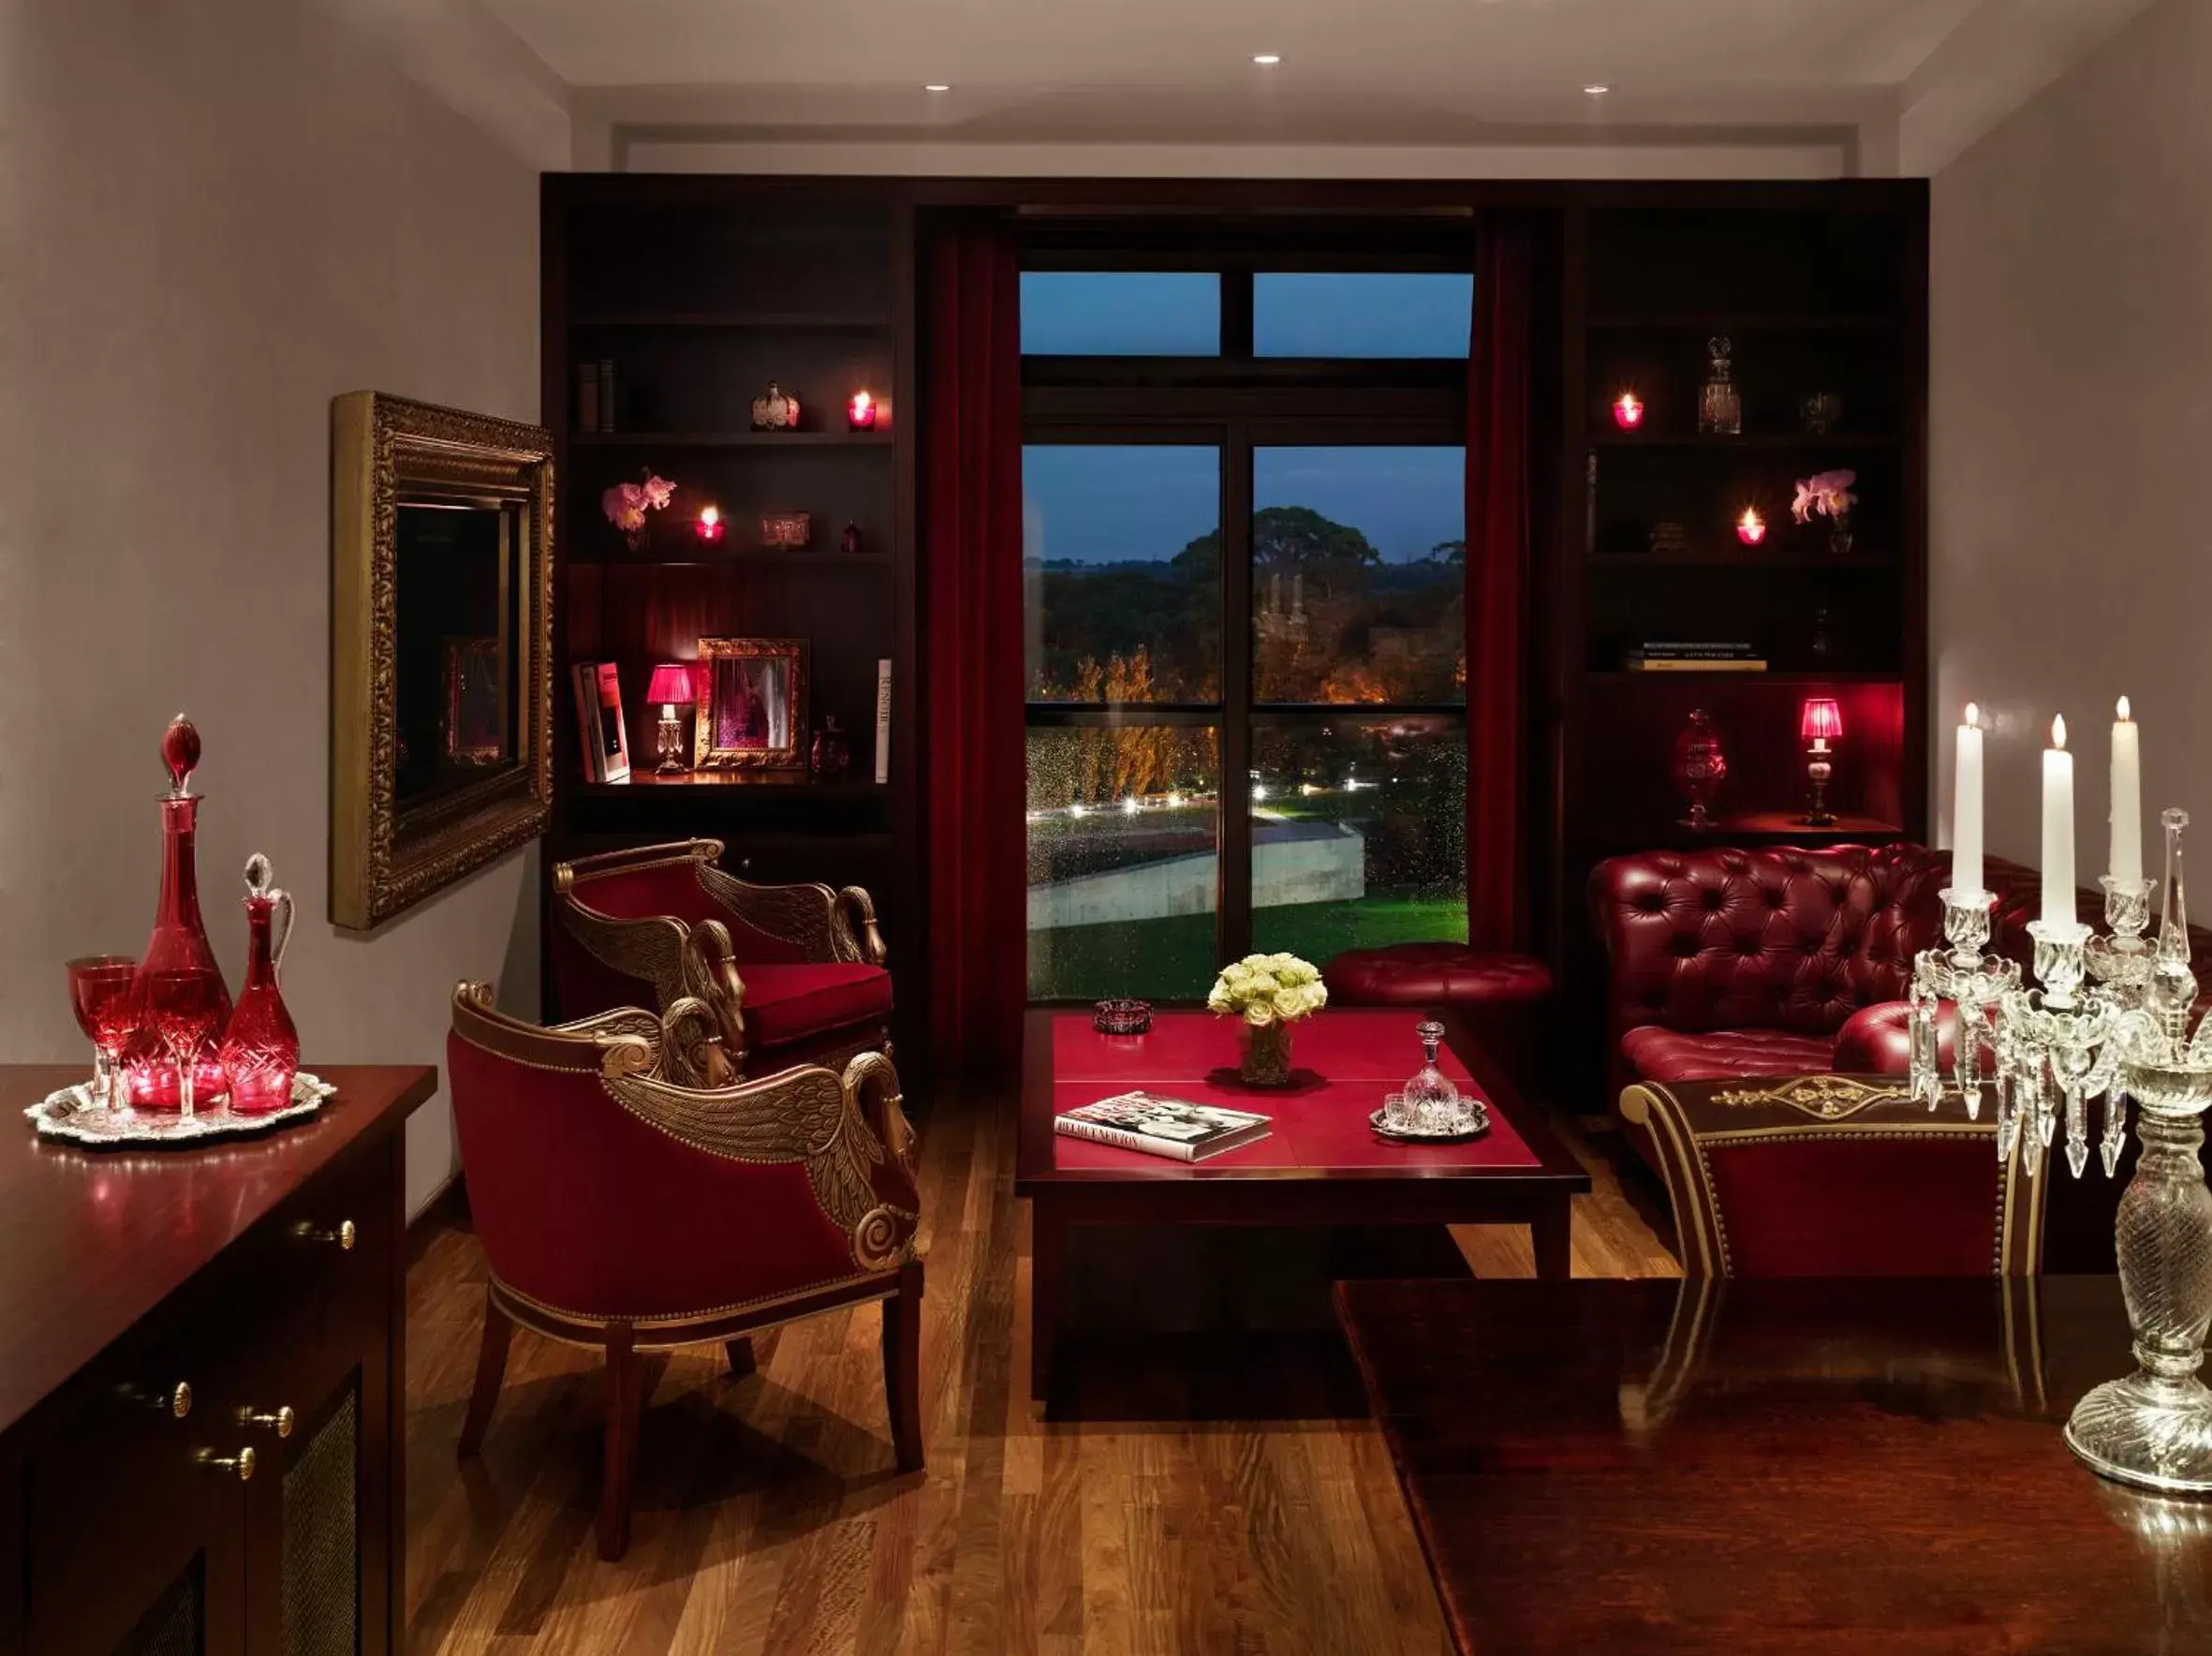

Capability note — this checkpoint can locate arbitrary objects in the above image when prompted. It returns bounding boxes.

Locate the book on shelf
[1054,1091,1272,1162]
[874,658,892,785]
[570,660,631,783]
[575,363,599,434]
[1626,642,1766,672]
[597,359,614,434]
[1627,658,1769,673]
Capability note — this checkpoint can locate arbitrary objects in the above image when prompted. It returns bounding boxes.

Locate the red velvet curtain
[1466,221,1535,953]
[922,221,1026,1076]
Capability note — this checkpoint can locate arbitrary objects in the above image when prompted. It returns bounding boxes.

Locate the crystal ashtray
[27,1072,336,1148]
[1093,998,1154,1036]
[1370,1097,1491,1145]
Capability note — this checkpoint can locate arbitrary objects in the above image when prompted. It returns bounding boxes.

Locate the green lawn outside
[1028,892,1467,1002]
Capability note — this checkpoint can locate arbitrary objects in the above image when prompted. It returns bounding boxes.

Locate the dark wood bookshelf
[544,181,921,1062]
[569,429,896,448]
[571,310,893,331]
[1552,189,1928,1090]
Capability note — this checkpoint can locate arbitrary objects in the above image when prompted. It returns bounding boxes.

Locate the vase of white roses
[1208,954,1327,1087]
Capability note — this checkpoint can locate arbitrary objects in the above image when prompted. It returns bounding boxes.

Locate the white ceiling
[464,0,2158,174]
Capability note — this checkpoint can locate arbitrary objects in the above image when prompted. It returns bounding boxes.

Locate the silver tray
[27,1072,336,1148]
[1369,1101,1491,1145]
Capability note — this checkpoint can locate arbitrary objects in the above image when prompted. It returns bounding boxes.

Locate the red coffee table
[1016,1008,1589,1399]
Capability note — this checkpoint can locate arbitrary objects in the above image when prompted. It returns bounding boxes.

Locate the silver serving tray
[27,1072,336,1148]
[1369,1100,1491,1145]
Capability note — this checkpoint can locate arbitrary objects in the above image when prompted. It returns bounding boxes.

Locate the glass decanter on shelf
[1698,335,1743,436]
[123,717,233,1109]
[218,853,300,1114]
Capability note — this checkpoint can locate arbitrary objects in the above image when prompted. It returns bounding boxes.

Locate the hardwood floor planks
[407,1080,1677,1652]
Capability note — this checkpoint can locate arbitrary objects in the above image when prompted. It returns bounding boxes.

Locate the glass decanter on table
[123,717,232,1109]
[1380,1020,1485,1139]
[218,854,300,1114]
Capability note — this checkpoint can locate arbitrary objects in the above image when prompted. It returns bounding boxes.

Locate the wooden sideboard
[0,1064,435,1656]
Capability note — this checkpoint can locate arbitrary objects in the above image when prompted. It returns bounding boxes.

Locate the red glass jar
[124,718,233,1109]
[219,854,299,1114]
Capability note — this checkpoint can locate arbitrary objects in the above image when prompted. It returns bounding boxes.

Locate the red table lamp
[1800,697,1843,826]
[647,663,696,776]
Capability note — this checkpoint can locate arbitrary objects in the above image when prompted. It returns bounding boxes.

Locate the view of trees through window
[1024,267,1472,999]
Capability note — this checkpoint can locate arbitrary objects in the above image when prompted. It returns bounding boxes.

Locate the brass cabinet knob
[117,1381,193,1418]
[239,1405,295,1439]
[197,1445,256,1483]
[295,1219,358,1250]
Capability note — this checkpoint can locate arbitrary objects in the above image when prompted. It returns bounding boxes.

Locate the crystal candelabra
[2063,808,2212,1493]
[1907,887,2020,1121]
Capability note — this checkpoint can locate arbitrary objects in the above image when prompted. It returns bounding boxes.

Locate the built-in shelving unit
[1549,191,1928,1063]
[542,180,919,1052]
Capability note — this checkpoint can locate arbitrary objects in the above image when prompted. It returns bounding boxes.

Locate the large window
[1024,259,1470,1000]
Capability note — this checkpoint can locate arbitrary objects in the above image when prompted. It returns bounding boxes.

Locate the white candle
[2042,715,2075,926]
[1954,703,1984,898]
[2111,695,2143,887]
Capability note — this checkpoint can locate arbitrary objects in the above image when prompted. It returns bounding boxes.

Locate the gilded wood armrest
[558,901,693,1009]
[697,861,846,963]
[551,1006,665,1045]
[836,885,890,967]
[598,1057,919,1271]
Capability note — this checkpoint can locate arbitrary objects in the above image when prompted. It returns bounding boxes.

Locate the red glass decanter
[218,853,299,1114]
[124,717,234,1109]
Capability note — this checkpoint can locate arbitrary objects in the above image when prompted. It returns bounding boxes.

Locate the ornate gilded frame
[693,636,809,773]
[331,392,554,930]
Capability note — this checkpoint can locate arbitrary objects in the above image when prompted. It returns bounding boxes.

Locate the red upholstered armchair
[551,838,892,1077]
[448,983,923,1560]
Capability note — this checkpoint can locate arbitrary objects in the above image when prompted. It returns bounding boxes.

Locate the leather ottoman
[1326,943,1556,1100]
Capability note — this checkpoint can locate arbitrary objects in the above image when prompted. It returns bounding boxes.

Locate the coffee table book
[1054,1090,1272,1162]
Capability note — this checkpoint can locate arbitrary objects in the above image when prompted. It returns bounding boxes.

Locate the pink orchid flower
[1792,468,1858,524]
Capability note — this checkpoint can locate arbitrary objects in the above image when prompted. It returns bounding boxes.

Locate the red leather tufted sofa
[1589,842,2212,1111]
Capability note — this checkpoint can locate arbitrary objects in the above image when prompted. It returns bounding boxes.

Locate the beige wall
[1930,0,2212,882]
[0,0,552,1213]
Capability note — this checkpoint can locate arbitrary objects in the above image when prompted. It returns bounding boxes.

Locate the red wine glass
[143,968,225,1119]
[66,956,138,1112]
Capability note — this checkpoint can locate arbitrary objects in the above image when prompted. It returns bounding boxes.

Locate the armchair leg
[882,1260,925,1473]
[598,1323,642,1561]
[724,1337,756,1378]
[457,1290,512,1459]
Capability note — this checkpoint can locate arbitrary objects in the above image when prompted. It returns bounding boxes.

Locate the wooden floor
[404,1090,1679,1655]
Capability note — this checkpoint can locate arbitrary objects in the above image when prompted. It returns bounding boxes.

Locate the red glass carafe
[124,717,233,1108]
[218,853,299,1113]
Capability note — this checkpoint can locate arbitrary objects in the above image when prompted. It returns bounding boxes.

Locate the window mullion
[1219,421,1255,966]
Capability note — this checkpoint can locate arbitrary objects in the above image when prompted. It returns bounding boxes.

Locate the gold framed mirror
[331,392,553,930]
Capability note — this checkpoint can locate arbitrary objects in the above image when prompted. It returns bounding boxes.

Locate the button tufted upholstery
[1588,844,1951,1088]
[1619,1026,1838,1085]
[1326,942,1556,1099]
[1833,1000,1958,1074]
[1327,943,1555,1006]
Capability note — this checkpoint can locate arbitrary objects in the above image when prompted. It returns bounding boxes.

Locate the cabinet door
[24,1366,249,1655]
[236,1221,392,1656]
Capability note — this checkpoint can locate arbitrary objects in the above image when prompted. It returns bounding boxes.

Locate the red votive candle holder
[695,505,725,545]
[1736,507,1766,546]
[1613,391,1644,431]
[847,390,877,431]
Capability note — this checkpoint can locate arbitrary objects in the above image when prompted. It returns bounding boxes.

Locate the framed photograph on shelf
[695,637,808,774]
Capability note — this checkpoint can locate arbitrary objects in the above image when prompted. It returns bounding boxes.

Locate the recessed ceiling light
[1584,82,1610,96]
[924,82,951,93]
[1253,53,1282,66]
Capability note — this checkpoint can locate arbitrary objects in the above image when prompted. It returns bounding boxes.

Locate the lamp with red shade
[646,663,697,776]
[1799,697,1843,826]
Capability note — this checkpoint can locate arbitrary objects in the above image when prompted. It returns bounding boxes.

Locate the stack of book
[1624,642,1767,673]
